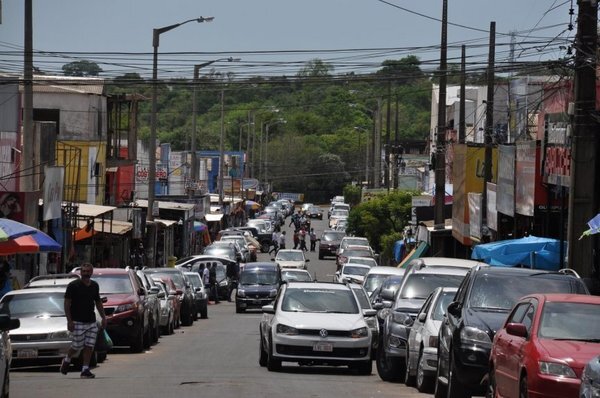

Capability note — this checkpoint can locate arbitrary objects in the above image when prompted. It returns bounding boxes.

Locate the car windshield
[344,238,368,247]
[539,302,600,340]
[322,232,345,242]
[352,288,371,310]
[432,291,457,320]
[348,258,377,267]
[400,274,464,299]
[277,251,304,261]
[342,249,372,258]
[281,288,359,314]
[145,271,185,289]
[331,210,348,217]
[343,266,370,276]
[282,271,312,282]
[204,247,235,260]
[93,275,134,294]
[0,292,65,317]
[239,271,279,286]
[363,274,390,294]
[469,274,587,310]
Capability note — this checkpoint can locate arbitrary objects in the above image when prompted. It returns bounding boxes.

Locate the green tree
[61,60,103,77]
[297,59,334,78]
[377,55,424,85]
[343,184,362,207]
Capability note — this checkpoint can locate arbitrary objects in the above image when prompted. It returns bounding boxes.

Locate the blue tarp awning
[471,236,566,271]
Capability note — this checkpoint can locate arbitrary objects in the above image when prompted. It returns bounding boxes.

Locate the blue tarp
[393,238,416,262]
[471,236,566,271]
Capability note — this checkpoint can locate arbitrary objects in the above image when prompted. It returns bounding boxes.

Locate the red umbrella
[0,230,61,255]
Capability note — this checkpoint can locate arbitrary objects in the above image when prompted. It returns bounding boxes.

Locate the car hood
[393,299,426,314]
[342,274,365,283]
[276,312,366,331]
[464,308,509,338]
[103,293,138,306]
[537,339,600,371]
[11,316,68,335]
[238,284,278,293]
[278,260,305,269]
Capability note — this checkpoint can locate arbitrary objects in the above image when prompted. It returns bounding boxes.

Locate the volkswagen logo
[319,329,328,338]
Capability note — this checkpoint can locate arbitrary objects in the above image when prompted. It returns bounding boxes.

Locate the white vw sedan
[259,282,375,374]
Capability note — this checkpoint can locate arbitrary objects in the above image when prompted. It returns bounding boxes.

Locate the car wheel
[168,313,175,335]
[259,332,268,367]
[267,334,281,372]
[447,351,471,398]
[376,345,404,382]
[152,314,160,343]
[519,375,528,398]
[130,325,144,353]
[404,344,416,386]
[416,348,433,393]
[143,324,152,349]
[200,301,208,319]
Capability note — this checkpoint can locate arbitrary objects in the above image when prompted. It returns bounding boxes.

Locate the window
[506,303,530,324]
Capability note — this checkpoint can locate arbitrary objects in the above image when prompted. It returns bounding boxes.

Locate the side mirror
[157,292,166,299]
[363,309,377,317]
[506,322,528,338]
[195,287,202,293]
[305,259,310,263]
[418,312,427,323]
[0,314,19,331]
[380,288,395,301]
[447,301,462,317]
[372,302,384,310]
[149,286,160,294]
[175,289,184,296]
[262,304,275,314]
[137,287,146,296]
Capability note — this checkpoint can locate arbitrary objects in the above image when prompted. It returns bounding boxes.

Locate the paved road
[10,214,432,398]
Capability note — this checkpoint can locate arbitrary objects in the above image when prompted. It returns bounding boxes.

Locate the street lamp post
[264,118,286,189]
[190,56,239,199]
[148,16,214,222]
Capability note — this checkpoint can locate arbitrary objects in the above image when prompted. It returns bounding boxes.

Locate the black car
[435,266,589,398]
[143,268,195,327]
[318,230,346,260]
[235,262,281,313]
[306,206,323,220]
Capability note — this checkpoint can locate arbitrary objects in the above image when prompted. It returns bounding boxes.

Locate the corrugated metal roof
[77,219,131,235]
[19,75,105,95]
[205,213,224,222]
[135,199,195,211]
[71,203,117,217]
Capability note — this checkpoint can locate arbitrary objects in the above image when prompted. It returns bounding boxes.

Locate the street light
[148,16,214,222]
[190,57,240,198]
[264,118,286,190]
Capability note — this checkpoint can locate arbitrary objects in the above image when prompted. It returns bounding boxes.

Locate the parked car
[318,230,346,260]
[370,274,405,309]
[377,263,475,382]
[75,267,151,353]
[338,236,371,255]
[184,272,208,319]
[335,263,371,284]
[405,287,457,392]
[259,282,375,374]
[152,279,176,335]
[24,273,79,288]
[305,206,323,219]
[203,242,240,264]
[0,287,106,366]
[488,293,600,398]
[281,269,313,283]
[151,277,180,331]
[0,314,19,397]
[235,262,281,313]
[336,245,376,270]
[348,282,380,358]
[143,268,195,327]
[135,269,162,344]
[175,257,230,301]
[581,355,600,398]
[329,209,349,229]
[274,249,309,270]
[219,235,252,263]
[364,266,406,298]
[436,266,589,398]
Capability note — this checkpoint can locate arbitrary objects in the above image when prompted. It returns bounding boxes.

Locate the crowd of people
[268,210,319,254]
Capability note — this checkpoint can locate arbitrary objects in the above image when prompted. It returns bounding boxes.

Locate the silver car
[581,355,600,398]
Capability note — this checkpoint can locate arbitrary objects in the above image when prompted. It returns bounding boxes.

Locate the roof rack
[558,268,581,278]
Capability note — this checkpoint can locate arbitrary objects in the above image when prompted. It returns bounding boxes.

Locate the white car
[345,256,378,269]
[329,209,349,228]
[363,266,406,298]
[259,282,375,374]
[281,269,313,283]
[335,263,371,284]
[338,237,370,255]
[405,287,457,392]
[274,249,309,270]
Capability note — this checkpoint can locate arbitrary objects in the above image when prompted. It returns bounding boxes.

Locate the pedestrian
[269,230,280,255]
[293,229,300,249]
[209,263,219,304]
[226,261,239,302]
[61,263,107,379]
[309,228,318,252]
[202,263,210,286]
[278,231,287,250]
[299,228,308,252]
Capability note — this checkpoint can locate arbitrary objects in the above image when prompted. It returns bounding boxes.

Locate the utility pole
[393,96,400,189]
[482,21,496,237]
[375,99,383,189]
[434,0,448,231]
[385,81,391,190]
[23,0,33,195]
[568,0,598,277]
[459,45,466,144]
[218,89,225,206]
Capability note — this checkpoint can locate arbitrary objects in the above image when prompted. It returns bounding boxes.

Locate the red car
[489,293,600,398]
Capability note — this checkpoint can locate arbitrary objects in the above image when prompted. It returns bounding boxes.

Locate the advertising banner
[468,192,482,241]
[515,141,536,217]
[487,183,497,232]
[43,166,64,221]
[497,145,515,216]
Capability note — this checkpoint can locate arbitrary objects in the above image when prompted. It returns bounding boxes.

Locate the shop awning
[154,219,178,227]
[205,213,224,222]
[135,199,195,211]
[72,203,117,218]
[75,219,132,240]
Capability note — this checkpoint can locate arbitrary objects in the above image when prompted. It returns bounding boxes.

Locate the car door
[408,292,434,371]
[506,300,536,398]
[495,301,530,397]
[261,286,283,351]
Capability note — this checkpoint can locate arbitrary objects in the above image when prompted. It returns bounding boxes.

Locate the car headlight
[378,308,390,321]
[276,324,298,335]
[392,311,413,326]
[269,289,278,298]
[49,330,72,339]
[219,280,228,286]
[237,289,246,298]
[539,361,577,378]
[364,317,378,330]
[115,303,136,313]
[350,327,369,338]
[460,326,492,348]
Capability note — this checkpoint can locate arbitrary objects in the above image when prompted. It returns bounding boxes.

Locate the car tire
[152,313,160,343]
[168,313,175,335]
[143,324,152,349]
[416,348,433,393]
[405,343,416,386]
[519,375,528,398]
[447,351,471,398]
[130,325,145,353]
[259,332,268,367]
[267,334,281,372]
[376,346,404,382]
[200,301,208,319]
[1,365,9,398]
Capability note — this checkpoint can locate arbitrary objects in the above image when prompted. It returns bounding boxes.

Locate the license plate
[18,349,38,359]
[252,300,262,304]
[313,342,333,352]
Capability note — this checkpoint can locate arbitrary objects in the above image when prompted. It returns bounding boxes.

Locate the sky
[0,0,575,79]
